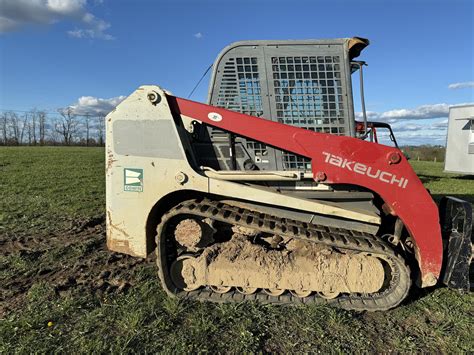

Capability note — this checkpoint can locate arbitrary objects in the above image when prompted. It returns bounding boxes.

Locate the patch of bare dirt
[0,217,153,317]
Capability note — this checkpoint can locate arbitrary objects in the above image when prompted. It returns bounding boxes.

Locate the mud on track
[0,217,152,317]
[175,233,385,295]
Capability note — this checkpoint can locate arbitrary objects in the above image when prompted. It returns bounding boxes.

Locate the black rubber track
[155,198,411,311]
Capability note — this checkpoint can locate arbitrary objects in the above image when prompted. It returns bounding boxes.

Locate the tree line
[0,109,106,146]
[401,145,446,162]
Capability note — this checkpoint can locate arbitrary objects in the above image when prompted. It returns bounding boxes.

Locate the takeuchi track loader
[105,38,472,311]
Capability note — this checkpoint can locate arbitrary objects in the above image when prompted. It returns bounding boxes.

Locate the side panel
[444,105,474,174]
[105,86,209,257]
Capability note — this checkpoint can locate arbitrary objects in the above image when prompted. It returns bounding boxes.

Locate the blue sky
[0,0,473,145]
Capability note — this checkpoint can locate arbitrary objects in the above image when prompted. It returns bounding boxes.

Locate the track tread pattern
[155,198,411,311]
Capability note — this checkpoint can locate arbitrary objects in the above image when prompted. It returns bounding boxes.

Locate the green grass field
[1,147,473,353]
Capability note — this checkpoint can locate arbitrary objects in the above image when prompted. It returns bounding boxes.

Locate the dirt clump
[174,218,215,251]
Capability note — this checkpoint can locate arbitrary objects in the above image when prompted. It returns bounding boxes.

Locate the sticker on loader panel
[124,168,143,192]
[208,112,222,122]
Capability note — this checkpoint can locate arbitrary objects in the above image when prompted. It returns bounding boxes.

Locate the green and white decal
[124,168,143,192]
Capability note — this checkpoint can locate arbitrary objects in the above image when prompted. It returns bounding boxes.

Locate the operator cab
[199,37,401,173]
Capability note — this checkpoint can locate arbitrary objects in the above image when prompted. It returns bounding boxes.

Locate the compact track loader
[105,38,472,311]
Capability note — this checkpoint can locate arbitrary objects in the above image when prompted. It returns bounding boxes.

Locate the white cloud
[395,131,447,146]
[377,126,448,146]
[356,102,473,123]
[193,32,203,39]
[0,0,113,40]
[379,103,449,121]
[390,123,424,132]
[448,81,474,90]
[355,103,474,146]
[67,95,126,115]
[431,118,448,129]
[47,0,86,15]
[67,11,113,40]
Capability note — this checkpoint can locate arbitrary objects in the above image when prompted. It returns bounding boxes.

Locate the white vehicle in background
[444,105,474,175]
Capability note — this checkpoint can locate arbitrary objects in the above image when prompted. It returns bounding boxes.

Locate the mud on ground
[0,217,153,317]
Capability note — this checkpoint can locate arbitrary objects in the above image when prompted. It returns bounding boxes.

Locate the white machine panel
[444,105,474,174]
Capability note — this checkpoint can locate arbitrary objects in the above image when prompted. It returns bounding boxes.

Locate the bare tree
[97,114,105,146]
[49,125,61,145]
[26,119,32,145]
[56,107,78,145]
[25,111,35,145]
[84,113,91,146]
[20,114,28,144]
[30,109,37,145]
[9,112,21,145]
[38,111,46,145]
[1,113,7,145]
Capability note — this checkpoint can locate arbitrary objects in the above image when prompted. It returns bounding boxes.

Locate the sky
[0,0,473,145]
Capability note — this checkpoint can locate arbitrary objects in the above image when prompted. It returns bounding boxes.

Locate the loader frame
[107,85,472,291]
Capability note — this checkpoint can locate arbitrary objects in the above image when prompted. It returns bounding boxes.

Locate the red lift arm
[173,96,443,287]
